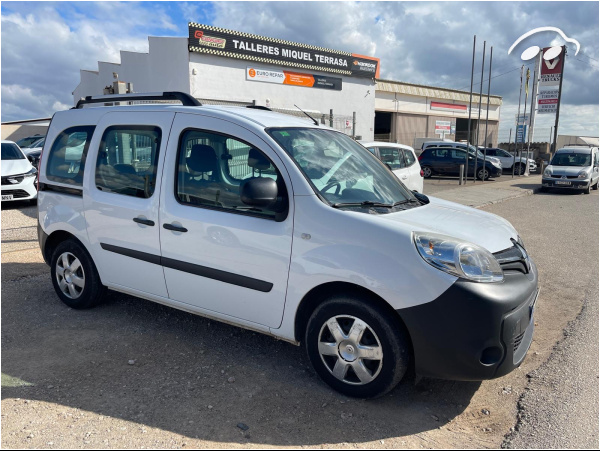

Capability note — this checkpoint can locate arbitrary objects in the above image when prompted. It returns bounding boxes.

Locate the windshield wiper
[332,200,414,209]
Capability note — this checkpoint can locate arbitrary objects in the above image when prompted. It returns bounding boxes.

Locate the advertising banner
[516,124,527,143]
[539,46,564,87]
[246,67,342,90]
[189,23,380,78]
[430,101,467,113]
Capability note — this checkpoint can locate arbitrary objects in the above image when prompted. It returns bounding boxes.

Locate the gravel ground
[1,190,597,448]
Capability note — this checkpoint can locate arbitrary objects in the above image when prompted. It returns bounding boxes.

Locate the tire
[305,295,410,399]
[593,181,599,191]
[514,163,525,175]
[421,166,433,178]
[477,167,489,181]
[583,183,591,194]
[50,239,106,309]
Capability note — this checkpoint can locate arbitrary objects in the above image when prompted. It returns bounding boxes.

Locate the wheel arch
[43,230,90,266]
[293,281,413,352]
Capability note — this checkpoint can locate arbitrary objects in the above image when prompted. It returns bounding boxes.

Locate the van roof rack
[74,92,202,109]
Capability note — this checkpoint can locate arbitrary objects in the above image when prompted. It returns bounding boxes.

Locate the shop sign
[189,23,379,78]
[246,67,342,90]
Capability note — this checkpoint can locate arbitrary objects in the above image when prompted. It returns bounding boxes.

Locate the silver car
[542,146,600,194]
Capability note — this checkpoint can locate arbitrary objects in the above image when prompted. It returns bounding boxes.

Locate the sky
[1,1,598,142]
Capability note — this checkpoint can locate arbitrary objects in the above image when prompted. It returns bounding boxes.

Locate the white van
[38,92,539,398]
[359,141,423,193]
[542,146,600,193]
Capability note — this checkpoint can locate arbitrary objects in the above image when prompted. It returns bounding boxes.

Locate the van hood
[546,165,587,177]
[1,159,32,177]
[379,196,517,253]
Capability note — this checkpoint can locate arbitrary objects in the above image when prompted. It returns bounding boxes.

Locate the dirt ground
[1,190,597,448]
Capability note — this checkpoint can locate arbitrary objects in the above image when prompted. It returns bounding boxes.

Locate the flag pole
[483,46,493,182]
[474,41,486,182]
[520,68,530,176]
[464,35,476,184]
[513,65,524,178]
[525,50,540,176]
[552,45,566,157]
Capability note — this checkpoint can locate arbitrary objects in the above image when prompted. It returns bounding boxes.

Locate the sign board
[246,67,342,90]
[430,102,467,113]
[516,124,527,143]
[450,123,456,134]
[189,23,380,78]
[539,46,564,87]
[435,120,452,138]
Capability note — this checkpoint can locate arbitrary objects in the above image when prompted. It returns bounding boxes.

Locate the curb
[473,186,542,209]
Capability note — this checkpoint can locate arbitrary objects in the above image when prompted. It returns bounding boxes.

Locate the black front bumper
[398,261,538,381]
[542,179,589,189]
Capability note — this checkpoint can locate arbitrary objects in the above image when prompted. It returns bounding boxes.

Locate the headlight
[578,170,589,179]
[543,169,552,177]
[413,232,504,283]
[23,168,37,178]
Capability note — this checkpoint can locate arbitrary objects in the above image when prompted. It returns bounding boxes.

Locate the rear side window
[46,126,95,185]
[404,149,416,166]
[379,147,405,169]
[432,148,450,159]
[95,126,161,198]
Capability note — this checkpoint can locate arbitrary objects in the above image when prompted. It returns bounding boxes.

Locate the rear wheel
[50,239,106,309]
[422,166,433,178]
[514,163,525,175]
[305,296,410,399]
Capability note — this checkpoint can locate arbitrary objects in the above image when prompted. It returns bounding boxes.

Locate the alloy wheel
[317,315,383,385]
[55,252,85,299]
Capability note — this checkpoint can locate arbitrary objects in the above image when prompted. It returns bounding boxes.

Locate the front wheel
[583,183,591,194]
[477,167,489,180]
[50,239,107,309]
[593,181,599,190]
[305,296,410,398]
[514,163,525,175]
[422,166,433,178]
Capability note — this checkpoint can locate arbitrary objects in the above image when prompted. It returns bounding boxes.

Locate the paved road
[424,172,538,196]
[1,190,598,448]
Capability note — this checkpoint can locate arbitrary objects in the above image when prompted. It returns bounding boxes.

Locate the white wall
[189,53,376,140]
[72,37,190,103]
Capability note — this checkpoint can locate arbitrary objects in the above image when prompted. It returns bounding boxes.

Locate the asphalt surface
[423,172,533,196]
[1,189,598,448]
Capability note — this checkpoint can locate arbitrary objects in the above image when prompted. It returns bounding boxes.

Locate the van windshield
[551,152,591,167]
[268,128,416,210]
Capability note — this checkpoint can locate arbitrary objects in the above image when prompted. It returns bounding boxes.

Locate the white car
[1,140,38,203]
[481,147,537,174]
[37,92,538,398]
[359,141,424,193]
[542,146,600,194]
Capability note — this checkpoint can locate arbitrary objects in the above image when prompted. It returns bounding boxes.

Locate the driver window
[379,147,405,170]
[176,129,284,218]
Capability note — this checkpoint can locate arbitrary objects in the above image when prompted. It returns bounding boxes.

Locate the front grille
[494,242,530,274]
[1,189,31,198]
[551,175,578,179]
[513,331,525,352]
[1,176,24,185]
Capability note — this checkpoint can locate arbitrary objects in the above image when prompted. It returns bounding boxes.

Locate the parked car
[359,141,423,193]
[541,146,599,194]
[480,147,536,174]
[23,137,45,155]
[421,141,502,167]
[418,146,503,180]
[37,92,538,398]
[1,140,38,204]
[15,134,45,150]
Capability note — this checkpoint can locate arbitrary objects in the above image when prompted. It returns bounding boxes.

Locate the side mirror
[412,190,430,204]
[240,177,278,208]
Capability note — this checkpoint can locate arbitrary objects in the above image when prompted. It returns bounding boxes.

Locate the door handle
[163,223,188,233]
[133,217,155,226]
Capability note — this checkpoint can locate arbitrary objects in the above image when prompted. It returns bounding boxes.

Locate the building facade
[73,23,502,147]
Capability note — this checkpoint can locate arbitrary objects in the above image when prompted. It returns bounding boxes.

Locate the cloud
[1,1,180,121]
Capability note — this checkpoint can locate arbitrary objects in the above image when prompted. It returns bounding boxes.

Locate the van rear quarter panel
[274,195,457,341]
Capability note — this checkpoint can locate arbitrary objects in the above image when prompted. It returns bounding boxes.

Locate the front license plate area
[1,194,14,201]
[555,181,571,185]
